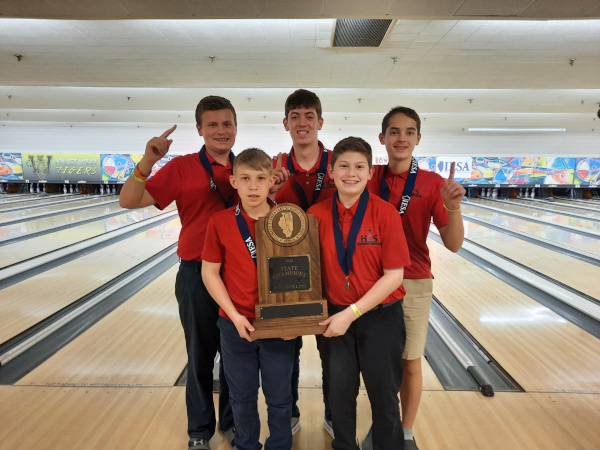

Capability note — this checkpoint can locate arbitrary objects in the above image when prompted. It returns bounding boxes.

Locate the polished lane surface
[0,200,129,242]
[468,198,600,234]
[462,220,600,300]
[0,205,177,269]
[500,198,600,220]
[429,238,600,393]
[0,195,118,223]
[0,217,181,345]
[461,203,600,257]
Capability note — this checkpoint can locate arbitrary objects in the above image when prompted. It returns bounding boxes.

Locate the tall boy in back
[308,137,410,450]
[119,96,236,450]
[202,148,297,450]
[272,89,336,436]
[367,106,465,450]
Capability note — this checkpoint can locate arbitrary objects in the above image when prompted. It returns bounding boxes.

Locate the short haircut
[381,106,421,135]
[284,89,322,119]
[332,137,372,169]
[195,95,237,127]
[233,148,273,175]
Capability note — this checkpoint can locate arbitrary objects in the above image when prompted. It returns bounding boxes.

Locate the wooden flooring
[1,197,600,449]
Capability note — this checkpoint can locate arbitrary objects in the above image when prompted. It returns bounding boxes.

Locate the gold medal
[345,277,349,291]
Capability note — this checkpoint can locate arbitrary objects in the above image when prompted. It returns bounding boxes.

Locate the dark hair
[233,148,273,175]
[284,89,322,119]
[195,96,237,127]
[381,106,421,135]
[332,137,372,169]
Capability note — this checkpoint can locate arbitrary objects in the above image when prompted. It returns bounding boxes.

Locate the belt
[328,299,399,315]
[179,258,202,271]
[365,299,399,314]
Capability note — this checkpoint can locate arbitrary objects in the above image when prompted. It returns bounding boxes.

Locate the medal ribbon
[199,146,236,207]
[286,147,329,211]
[332,190,370,289]
[380,157,418,216]
[235,203,257,266]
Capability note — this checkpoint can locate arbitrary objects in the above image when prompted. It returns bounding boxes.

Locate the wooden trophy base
[248,299,327,341]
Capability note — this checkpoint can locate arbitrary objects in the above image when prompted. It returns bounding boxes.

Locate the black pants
[176,260,234,440]
[321,302,406,450]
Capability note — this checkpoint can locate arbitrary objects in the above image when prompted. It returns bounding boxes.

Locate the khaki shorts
[402,278,433,361]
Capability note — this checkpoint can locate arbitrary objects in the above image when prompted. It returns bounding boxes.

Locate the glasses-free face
[328,151,373,201]
[283,107,323,146]
[197,109,237,155]
[230,166,274,209]
[379,113,421,165]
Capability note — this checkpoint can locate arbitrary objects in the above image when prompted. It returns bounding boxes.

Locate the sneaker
[223,427,236,449]
[188,438,210,450]
[323,417,334,438]
[291,416,301,435]
[404,438,419,450]
[361,426,372,450]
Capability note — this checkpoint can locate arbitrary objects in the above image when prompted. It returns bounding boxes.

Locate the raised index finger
[448,161,455,182]
[276,152,283,169]
[160,124,177,139]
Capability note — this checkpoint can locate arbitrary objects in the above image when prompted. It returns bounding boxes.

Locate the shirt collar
[335,195,360,219]
[204,148,233,169]
[289,141,325,174]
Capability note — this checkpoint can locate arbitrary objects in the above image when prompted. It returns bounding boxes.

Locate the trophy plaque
[249,203,327,340]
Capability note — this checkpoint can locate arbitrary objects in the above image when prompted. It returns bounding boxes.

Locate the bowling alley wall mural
[0,153,597,186]
[0,153,23,180]
[101,154,178,182]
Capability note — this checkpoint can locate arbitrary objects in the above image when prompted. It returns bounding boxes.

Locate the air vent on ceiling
[333,19,393,47]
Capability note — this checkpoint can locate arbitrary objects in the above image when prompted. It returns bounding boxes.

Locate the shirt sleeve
[201,216,225,263]
[145,157,182,210]
[380,204,411,270]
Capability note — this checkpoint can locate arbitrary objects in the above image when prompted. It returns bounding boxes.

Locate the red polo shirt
[367,165,448,279]
[308,194,410,306]
[274,142,336,207]
[202,205,260,321]
[146,151,236,261]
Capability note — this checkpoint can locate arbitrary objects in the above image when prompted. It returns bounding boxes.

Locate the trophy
[249,203,328,340]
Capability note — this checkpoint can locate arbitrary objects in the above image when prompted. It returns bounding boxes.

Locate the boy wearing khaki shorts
[367,106,465,450]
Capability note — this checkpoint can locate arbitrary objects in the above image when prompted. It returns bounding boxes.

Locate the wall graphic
[22,153,101,183]
[531,158,574,185]
[0,153,23,181]
[574,158,600,186]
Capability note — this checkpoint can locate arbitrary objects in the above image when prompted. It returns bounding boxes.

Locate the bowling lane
[461,203,600,257]
[0,205,177,268]
[17,266,185,387]
[0,194,80,210]
[506,198,600,220]
[0,195,118,223]
[462,221,599,300]
[0,201,132,242]
[0,217,181,346]
[428,239,600,393]
[469,198,600,233]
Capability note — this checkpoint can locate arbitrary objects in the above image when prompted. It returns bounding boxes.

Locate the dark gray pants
[321,301,406,450]
[176,260,234,440]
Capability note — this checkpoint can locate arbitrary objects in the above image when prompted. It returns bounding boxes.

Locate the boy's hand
[319,308,355,337]
[269,152,291,195]
[440,162,466,211]
[143,125,176,167]
[232,314,255,342]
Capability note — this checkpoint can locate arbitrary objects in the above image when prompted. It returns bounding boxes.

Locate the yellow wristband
[350,303,362,319]
[443,203,461,213]
[131,171,147,183]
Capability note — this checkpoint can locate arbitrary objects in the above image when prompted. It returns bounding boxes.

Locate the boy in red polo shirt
[365,106,465,450]
[272,89,336,436]
[119,96,237,450]
[202,148,297,450]
[308,137,410,450]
